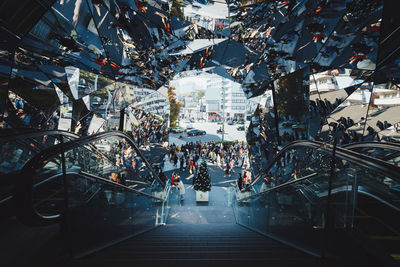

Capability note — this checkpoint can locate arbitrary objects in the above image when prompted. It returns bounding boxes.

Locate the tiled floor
[167,185,235,224]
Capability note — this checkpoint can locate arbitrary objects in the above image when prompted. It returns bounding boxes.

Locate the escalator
[343,142,400,168]
[14,131,167,226]
[343,141,400,263]
[0,129,79,218]
[2,130,172,266]
[7,134,400,266]
[10,130,321,267]
[233,140,400,266]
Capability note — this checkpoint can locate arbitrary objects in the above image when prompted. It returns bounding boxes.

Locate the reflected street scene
[1,0,400,266]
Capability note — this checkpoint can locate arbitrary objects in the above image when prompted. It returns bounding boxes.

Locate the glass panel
[275,67,310,144]
[321,82,373,144]
[125,107,169,146]
[233,140,400,259]
[67,172,169,257]
[251,143,330,194]
[0,134,72,174]
[31,133,166,220]
[234,174,330,255]
[309,69,367,140]
[247,94,279,176]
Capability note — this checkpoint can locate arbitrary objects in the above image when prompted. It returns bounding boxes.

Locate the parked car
[228,120,234,125]
[237,125,245,131]
[187,129,206,136]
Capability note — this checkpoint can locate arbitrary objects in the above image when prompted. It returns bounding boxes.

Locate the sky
[170,76,208,94]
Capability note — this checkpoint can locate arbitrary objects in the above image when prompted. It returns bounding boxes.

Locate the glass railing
[18,131,165,223]
[66,172,171,257]
[0,129,78,174]
[15,131,174,257]
[232,140,400,265]
[0,130,79,207]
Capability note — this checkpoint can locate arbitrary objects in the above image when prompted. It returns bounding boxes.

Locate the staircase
[73,223,319,267]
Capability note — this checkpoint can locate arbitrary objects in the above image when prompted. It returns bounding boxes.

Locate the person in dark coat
[237,173,243,191]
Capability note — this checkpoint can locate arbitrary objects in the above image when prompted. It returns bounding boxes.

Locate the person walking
[229,159,234,174]
[179,156,184,172]
[237,173,243,191]
[171,172,178,187]
[178,177,185,201]
[189,159,195,174]
[225,163,230,177]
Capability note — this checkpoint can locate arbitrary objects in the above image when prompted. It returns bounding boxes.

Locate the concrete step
[74,223,318,267]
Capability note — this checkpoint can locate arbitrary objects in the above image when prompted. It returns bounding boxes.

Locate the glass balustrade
[26,131,174,257]
[232,141,400,262]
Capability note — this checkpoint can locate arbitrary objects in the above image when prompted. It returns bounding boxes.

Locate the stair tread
[76,223,317,265]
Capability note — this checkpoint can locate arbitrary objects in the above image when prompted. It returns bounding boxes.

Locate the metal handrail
[15,131,165,225]
[251,140,400,187]
[80,171,164,201]
[239,173,318,202]
[0,129,80,143]
[343,141,400,152]
[21,131,164,186]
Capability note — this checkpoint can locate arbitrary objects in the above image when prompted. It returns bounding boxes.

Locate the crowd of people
[165,140,250,179]
[128,108,168,147]
[226,0,382,99]
[0,92,58,130]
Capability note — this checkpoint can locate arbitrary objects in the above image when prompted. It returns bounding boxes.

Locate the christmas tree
[194,159,211,192]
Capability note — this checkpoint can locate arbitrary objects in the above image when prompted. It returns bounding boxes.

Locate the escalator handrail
[240,173,318,202]
[343,141,400,152]
[31,170,164,201]
[24,171,165,222]
[15,131,165,225]
[0,129,80,143]
[239,173,318,202]
[79,171,164,201]
[251,140,400,187]
[22,130,165,187]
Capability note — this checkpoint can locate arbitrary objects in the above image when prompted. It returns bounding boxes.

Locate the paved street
[163,155,245,224]
[163,156,244,186]
[169,121,247,146]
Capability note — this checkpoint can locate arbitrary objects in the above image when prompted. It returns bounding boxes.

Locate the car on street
[187,129,206,136]
[237,125,245,131]
[228,120,234,125]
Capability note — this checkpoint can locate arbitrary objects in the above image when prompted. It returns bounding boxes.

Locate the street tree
[168,86,183,127]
